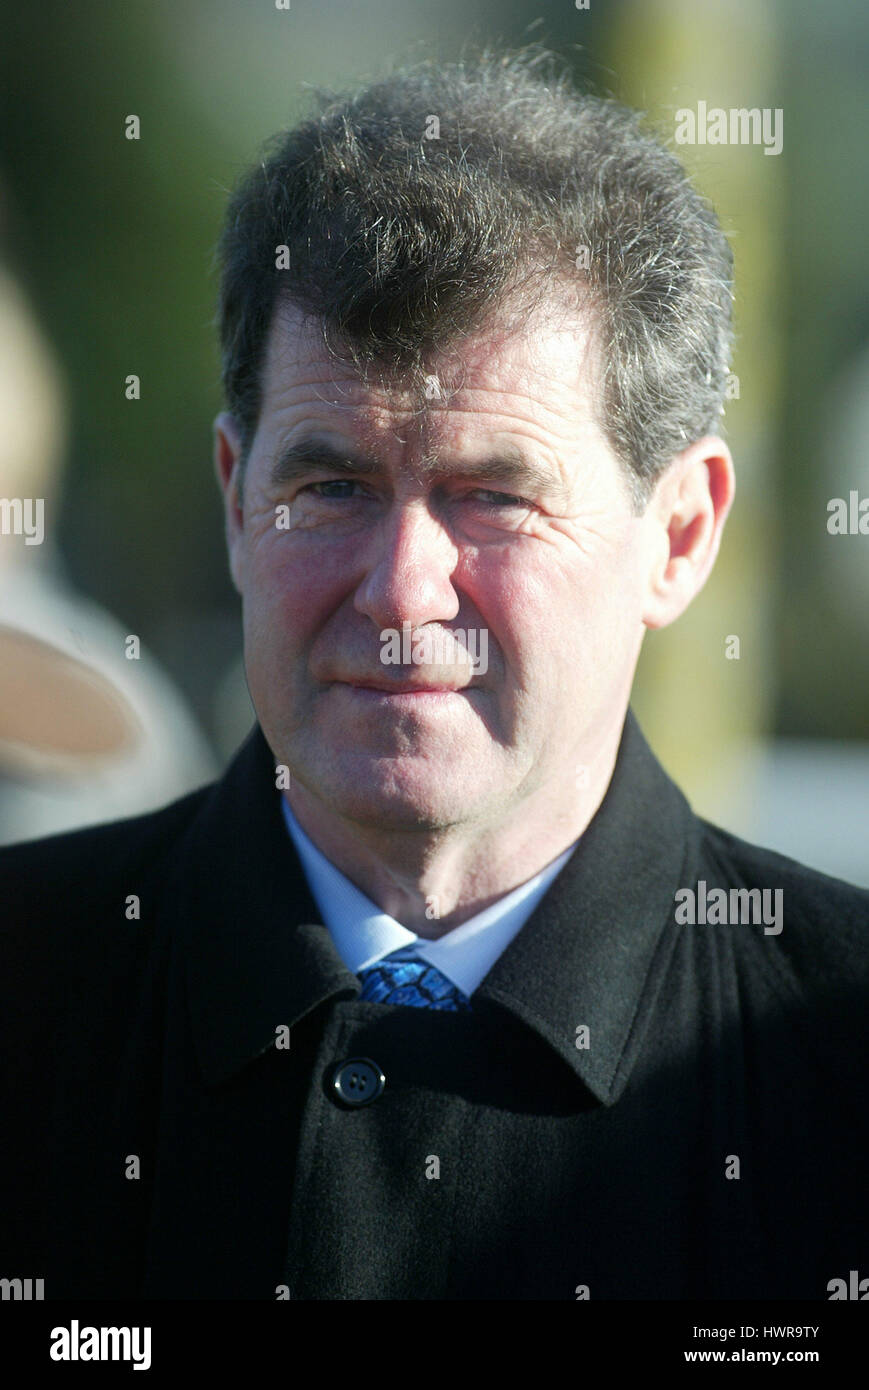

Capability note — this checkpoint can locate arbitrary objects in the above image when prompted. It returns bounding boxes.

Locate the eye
[468,488,533,509]
[302,479,369,499]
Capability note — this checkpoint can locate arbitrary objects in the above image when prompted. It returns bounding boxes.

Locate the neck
[283,727,624,938]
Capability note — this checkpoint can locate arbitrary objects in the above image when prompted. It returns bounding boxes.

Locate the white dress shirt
[281,795,578,997]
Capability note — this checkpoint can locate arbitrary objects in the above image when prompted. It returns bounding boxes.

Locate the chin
[309,756,485,832]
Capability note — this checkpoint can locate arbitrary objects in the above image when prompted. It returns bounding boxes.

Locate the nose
[353,500,461,631]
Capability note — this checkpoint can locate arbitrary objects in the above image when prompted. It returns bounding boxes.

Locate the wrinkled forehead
[257,294,603,457]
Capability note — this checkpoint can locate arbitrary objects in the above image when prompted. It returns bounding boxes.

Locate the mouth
[336,679,476,703]
[345,677,472,694]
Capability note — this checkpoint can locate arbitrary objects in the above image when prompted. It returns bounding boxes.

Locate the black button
[332,1057,386,1107]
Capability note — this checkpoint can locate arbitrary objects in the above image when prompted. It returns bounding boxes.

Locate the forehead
[255,297,605,459]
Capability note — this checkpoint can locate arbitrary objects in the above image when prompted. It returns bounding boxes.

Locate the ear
[213,411,245,594]
[641,435,735,630]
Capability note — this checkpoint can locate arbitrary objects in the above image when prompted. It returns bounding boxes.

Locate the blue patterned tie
[358,946,472,1011]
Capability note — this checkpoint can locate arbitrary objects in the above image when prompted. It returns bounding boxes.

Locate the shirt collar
[171,709,694,1104]
[280,794,577,997]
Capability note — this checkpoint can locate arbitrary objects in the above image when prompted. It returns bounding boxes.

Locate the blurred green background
[1,0,866,879]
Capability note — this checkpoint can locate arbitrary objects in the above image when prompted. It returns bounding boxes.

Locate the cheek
[469,536,642,682]
[244,533,344,656]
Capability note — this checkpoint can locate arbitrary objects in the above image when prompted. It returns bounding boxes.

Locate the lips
[341,678,471,694]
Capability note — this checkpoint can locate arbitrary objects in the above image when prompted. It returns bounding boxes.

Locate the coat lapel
[475,710,695,1103]
[166,723,360,1088]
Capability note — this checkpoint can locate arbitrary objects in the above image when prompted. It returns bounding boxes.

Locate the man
[1,52,867,1302]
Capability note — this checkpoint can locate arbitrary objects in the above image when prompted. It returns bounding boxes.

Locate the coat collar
[171,710,694,1104]
[473,710,695,1103]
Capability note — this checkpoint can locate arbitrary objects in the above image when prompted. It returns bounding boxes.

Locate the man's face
[219,299,661,833]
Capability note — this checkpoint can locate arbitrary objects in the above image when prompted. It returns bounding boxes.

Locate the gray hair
[216,48,734,508]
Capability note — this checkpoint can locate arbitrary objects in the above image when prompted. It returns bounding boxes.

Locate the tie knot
[358,950,471,1011]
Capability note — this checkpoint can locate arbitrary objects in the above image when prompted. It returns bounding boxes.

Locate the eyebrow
[268,436,569,504]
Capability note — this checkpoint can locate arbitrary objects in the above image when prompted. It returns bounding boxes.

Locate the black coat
[2,711,867,1300]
